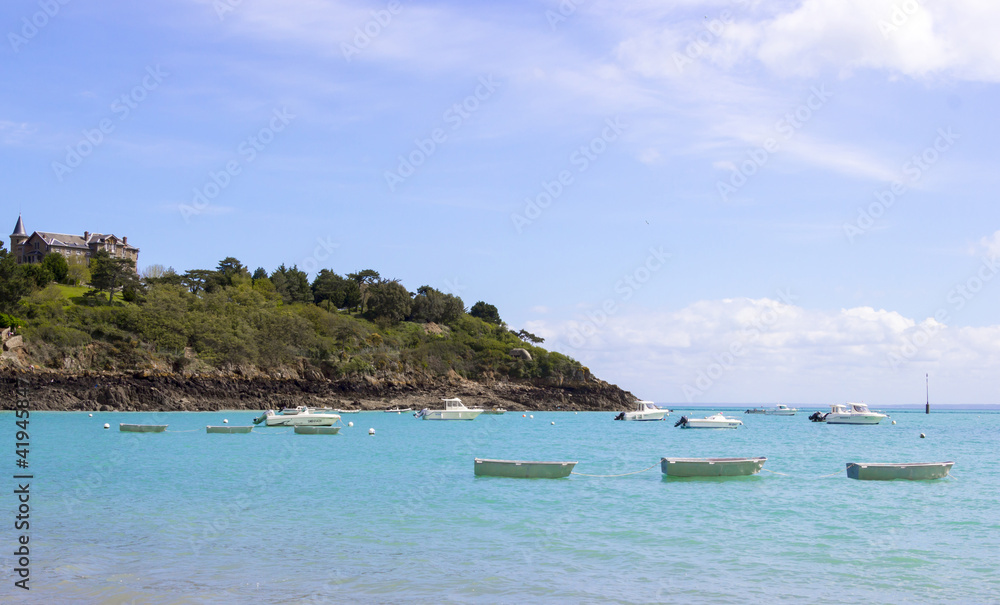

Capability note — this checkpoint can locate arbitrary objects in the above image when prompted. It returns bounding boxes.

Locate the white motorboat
[253,409,341,427]
[674,412,743,429]
[822,403,886,425]
[765,404,797,416]
[414,398,483,420]
[846,461,954,480]
[615,400,667,421]
[474,458,577,478]
[384,407,413,413]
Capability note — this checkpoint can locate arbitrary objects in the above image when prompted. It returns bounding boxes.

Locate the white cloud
[528,296,1000,404]
[979,230,1000,258]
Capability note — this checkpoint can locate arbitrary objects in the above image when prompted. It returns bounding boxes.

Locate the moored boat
[206,425,253,434]
[474,458,577,478]
[414,398,483,420]
[294,426,342,435]
[253,409,341,426]
[615,400,667,421]
[846,461,954,480]
[674,413,743,429]
[384,407,413,413]
[823,403,886,425]
[119,423,167,433]
[481,408,507,415]
[660,457,766,477]
[765,404,797,415]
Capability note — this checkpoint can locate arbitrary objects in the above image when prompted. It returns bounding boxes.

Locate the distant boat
[846,461,954,480]
[474,458,576,478]
[481,408,507,415]
[822,403,886,425]
[765,404,797,415]
[119,423,167,433]
[384,407,413,413]
[660,457,766,477]
[674,413,743,429]
[206,425,252,434]
[414,398,483,420]
[615,400,667,421]
[333,409,362,414]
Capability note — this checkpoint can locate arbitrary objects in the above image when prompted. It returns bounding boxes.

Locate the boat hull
[119,424,167,433]
[681,420,742,428]
[474,458,576,478]
[660,457,766,477]
[421,410,483,420]
[623,411,666,421]
[847,462,954,480]
[825,415,884,425]
[265,415,340,426]
[206,426,253,434]
[294,426,342,435]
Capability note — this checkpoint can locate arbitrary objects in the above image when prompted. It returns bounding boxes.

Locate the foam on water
[3,408,999,603]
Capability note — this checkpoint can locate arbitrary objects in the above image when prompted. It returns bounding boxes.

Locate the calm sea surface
[2,407,999,604]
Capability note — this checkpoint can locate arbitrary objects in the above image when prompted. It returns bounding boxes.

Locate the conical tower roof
[11,214,26,236]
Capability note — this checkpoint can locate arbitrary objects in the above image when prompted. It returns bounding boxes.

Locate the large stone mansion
[9,215,139,266]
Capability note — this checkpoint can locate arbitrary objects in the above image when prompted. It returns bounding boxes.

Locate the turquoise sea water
[2,408,999,604]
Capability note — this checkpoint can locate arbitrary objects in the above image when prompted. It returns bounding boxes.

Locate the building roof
[11,215,25,236]
[32,231,138,251]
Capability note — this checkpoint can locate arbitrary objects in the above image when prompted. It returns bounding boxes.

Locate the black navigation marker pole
[925,373,930,414]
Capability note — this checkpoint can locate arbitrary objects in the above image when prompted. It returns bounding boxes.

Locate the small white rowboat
[660,457,766,477]
[206,426,253,434]
[294,426,341,435]
[119,424,167,433]
[846,461,954,480]
[474,458,577,478]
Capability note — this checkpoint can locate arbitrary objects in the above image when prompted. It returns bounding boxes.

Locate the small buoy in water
[575,412,578,415]
[397,411,401,414]
[103,423,110,429]
[348,421,354,427]
[529,414,534,419]
[920,433,926,438]
[368,428,375,435]
[522,414,526,417]
[223,419,229,424]
[891,420,896,425]
[551,421,555,425]
[89,413,93,417]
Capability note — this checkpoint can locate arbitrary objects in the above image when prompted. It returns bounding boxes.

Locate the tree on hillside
[89,250,138,304]
[409,285,464,324]
[142,264,168,279]
[271,264,312,304]
[20,263,53,289]
[65,257,90,286]
[348,269,380,313]
[216,257,250,287]
[41,252,69,283]
[515,328,544,344]
[363,278,412,325]
[252,267,268,281]
[312,269,361,310]
[181,269,218,294]
[0,246,32,313]
[470,301,502,325]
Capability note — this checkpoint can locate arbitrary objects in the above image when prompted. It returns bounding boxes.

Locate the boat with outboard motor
[253,408,342,427]
[810,403,886,424]
[614,400,668,421]
[674,412,743,429]
[414,398,483,420]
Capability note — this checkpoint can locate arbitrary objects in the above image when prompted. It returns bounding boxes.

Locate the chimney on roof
[84,231,90,241]
[123,236,127,244]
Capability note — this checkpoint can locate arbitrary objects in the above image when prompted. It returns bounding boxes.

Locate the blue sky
[3,0,1000,404]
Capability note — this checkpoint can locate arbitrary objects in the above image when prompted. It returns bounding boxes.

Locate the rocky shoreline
[1,369,636,413]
